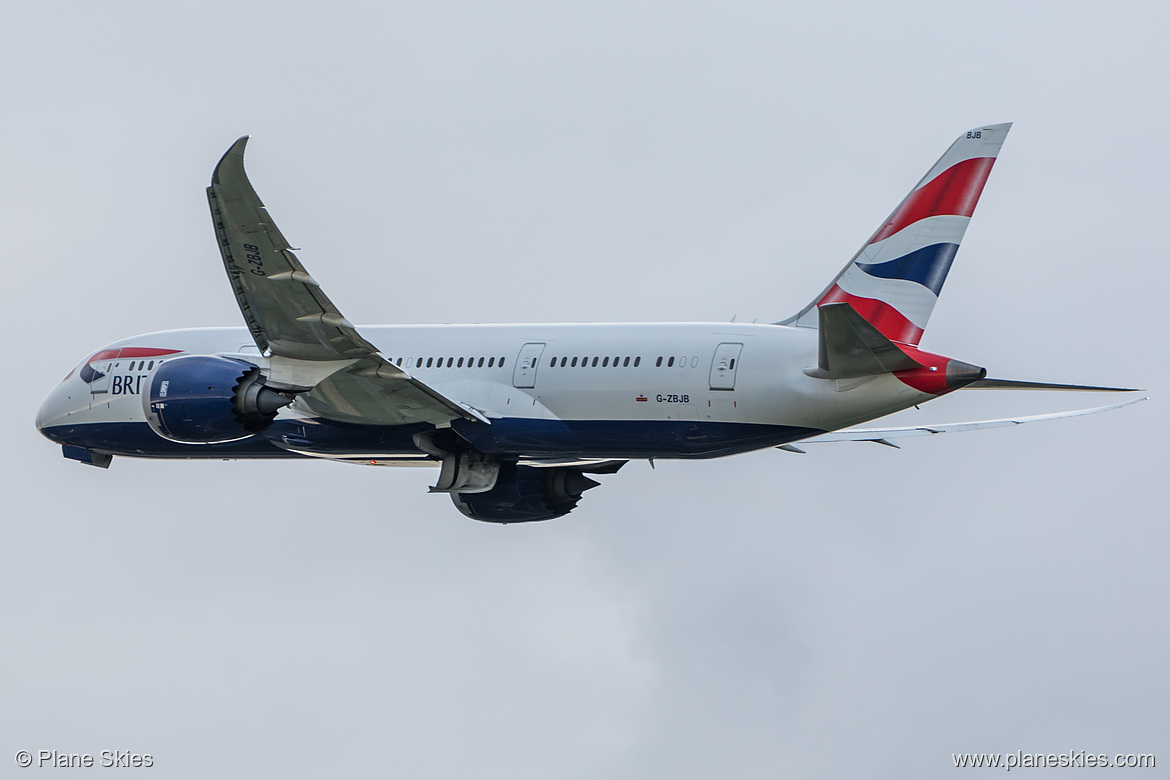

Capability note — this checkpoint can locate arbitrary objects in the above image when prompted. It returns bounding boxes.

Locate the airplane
[36,123,1143,522]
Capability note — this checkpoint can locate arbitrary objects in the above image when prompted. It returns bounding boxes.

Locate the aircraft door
[88,357,115,395]
[709,342,743,390]
[512,342,546,389]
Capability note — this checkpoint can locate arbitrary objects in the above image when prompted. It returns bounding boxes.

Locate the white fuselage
[38,321,937,463]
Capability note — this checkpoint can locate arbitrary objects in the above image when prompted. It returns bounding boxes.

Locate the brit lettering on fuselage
[109,372,148,396]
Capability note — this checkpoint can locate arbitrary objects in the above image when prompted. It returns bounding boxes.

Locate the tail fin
[782,123,1011,346]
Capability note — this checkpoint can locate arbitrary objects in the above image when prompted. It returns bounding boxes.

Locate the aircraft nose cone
[36,392,54,432]
[36,382,74,440]
[36,396,56,438]
[945,359,987,390]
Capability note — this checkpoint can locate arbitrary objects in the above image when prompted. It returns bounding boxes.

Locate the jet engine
[451,462,603,523]
[142,355,293,444]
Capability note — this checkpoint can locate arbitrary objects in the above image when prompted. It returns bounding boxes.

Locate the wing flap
[297,358,475,426]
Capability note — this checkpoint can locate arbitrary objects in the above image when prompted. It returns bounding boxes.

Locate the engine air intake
[143,355,293,444]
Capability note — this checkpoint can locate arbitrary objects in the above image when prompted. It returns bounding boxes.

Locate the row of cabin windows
[542,355,736,370]
[652,355,735,370]
[549,355,641,368]
[392,356,507,369]
[388,353,735,371]
[114,360,159,371]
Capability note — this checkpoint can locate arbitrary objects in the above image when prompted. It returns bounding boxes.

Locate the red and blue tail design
[785,123,1011,345]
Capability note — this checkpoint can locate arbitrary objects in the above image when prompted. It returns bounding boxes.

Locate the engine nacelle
[451,462,601,523]
[142,355,293,444]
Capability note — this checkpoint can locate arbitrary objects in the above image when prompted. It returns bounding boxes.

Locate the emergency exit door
[512,342,546,388]
[709,342,743,390]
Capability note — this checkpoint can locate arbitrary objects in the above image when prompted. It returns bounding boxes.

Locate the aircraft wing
[207,136,483,426]
[785,398,1146,449]
[208,136,378,361]
[969,378,1141,392]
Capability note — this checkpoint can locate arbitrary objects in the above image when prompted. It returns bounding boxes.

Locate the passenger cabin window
[656,356,663,367]
[426,358,434,367]
[667,356,674,367]
[623,356,630,367]
[634,356,641,367]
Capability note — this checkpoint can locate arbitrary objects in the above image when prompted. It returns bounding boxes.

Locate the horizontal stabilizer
[814,302,922,378]
[970,378,1142,392]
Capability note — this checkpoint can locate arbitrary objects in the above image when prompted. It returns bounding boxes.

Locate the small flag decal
[635,395,648,402]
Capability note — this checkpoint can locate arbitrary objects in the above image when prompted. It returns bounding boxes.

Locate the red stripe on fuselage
[869,156,995,244]
[88,347,183,363]
[817,286,925,345]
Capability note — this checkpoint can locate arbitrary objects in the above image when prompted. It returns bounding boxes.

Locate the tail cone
[946,359,987,390]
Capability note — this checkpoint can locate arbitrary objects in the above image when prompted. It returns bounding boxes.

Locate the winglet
[211,136,252,186]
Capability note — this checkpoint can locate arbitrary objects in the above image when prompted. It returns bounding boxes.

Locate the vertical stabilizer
[782,123,1011,345]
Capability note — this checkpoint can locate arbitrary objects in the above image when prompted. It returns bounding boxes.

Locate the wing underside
[785,398,1145,450]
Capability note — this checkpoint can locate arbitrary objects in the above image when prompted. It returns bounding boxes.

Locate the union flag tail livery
[36,124,1141,523]
[785,123,1012,346]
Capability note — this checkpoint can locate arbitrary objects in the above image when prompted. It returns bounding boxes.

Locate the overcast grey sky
[3,1,1166,777]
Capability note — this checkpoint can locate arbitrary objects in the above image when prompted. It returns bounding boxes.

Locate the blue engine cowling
[451,462,601,523]
[142,355,293,444]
